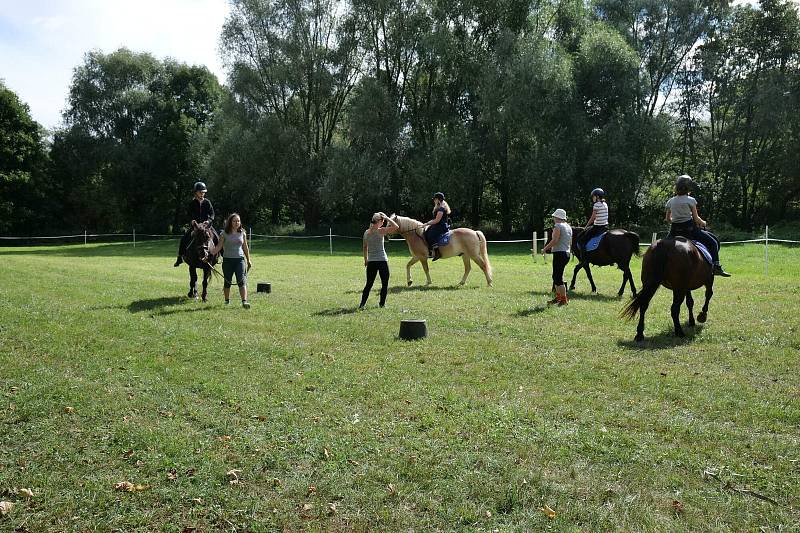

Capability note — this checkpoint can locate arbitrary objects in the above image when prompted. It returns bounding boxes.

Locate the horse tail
[476,230,493,280]
[627,231,641,257]
[620,240,667,320]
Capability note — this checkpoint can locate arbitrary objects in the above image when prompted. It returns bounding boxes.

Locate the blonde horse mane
[393,215,426,238]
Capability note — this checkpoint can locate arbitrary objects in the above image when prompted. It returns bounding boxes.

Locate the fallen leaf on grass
[307,485,317,497]
[387,483,397,496]
[323,447,331,460]
[185,468,196,477]
[122,449,135,459]
[190,498,202,505]
[183,527,197,533]
[219,435,232,442]
[226,469,243,485]
[347,459,360,466]
[19,488,33,499]
[539,504,556,519]
[114,481,147,492]
[0,501,13,516]
[251,415,267,422]
[167,469,178,481]
[485,510,492,518]
[63,406,75,414]
[327,502,337,515]
[672,500,684,514]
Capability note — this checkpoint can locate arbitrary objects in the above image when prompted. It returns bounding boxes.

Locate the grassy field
[0,238,798,531]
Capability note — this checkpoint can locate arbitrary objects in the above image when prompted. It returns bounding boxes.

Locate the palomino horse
[391,215,493,287]
[621,237,714,341]
[183,220,219,302]
[570,227,641,297]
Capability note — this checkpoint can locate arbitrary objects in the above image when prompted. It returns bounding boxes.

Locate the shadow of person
[513,305,549,317]
[312,306,360,316]
[127,296,185,313]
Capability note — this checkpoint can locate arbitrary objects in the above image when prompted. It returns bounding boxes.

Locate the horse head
[189,221,215,264]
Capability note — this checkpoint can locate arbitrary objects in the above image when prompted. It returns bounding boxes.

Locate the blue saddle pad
[436,232,451,247]
[692,241,713,265]
[585,232,606,252]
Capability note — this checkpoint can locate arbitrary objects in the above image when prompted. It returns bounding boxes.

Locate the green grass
[1,239,798,531]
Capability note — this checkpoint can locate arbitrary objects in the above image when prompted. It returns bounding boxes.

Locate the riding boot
[174,255,183,267]
[432,247,441,261]
[713,264,731,277]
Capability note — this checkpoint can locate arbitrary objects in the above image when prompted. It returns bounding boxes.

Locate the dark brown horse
[183,221,219,302]
[621,237,714,341]
[570,227,641,296]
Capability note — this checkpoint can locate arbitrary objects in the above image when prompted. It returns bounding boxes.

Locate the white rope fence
[2,226,798,274]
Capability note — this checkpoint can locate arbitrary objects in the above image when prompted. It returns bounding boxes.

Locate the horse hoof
[407,281,413,287]
[202,298,207,303]
[688,320,696,328]
[635,334,644,343]
[697,312,707,323]
[675,330,686,338]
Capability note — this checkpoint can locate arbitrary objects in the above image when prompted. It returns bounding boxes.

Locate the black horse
[621,237,714,342]
[183,220,219,302]
[569,227,641,297]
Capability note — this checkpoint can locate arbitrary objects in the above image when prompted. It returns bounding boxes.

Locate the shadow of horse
[513,305,549,317]
[388,284,477,294]
[617,324,705,349]
[127,296,185,313]
[313,307,361,316]
[530,289,619,302]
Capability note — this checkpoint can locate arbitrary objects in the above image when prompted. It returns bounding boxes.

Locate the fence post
[329,227,333,255]
[543,231,548,263]
[532,231,537,261]
[133,228,136,248]
[765,225,769,276]
[651,232,657,245]
[84,230,87,245]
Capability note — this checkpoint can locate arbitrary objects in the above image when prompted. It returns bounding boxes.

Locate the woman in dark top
[174,181,216,267]
[423,192,451,261]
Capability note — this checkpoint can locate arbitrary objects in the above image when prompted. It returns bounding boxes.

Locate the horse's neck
[399,217,424,237]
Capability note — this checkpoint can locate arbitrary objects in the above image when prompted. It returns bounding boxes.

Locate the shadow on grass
[313,306,361,316]
[388,284,478,294]
[153,305,217,317]
[128,296,186,313]
[617,324,706,349]
[513,305,549,317]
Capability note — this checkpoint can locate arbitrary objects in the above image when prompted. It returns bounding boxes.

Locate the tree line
[1,0,798,237]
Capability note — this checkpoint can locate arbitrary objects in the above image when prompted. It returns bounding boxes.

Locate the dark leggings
[552,251,570,286]
[361,261,390,307]
[667,221,721,264]
[577,224,608,250]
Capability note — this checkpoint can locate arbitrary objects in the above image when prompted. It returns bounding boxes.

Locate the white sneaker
[242,300,251,309]
[224,300,230,305]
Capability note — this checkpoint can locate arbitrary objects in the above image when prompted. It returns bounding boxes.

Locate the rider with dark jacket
[665,175,730,277]
[174,181,216,267]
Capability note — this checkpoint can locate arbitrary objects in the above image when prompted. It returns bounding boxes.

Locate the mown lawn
[1,238,798,531]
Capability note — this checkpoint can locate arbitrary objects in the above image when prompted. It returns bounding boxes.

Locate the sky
[0,0,231,130]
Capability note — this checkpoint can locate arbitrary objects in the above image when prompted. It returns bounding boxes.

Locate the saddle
[584,231,607,252]
[691,240,713,265]
[434,231,452,248]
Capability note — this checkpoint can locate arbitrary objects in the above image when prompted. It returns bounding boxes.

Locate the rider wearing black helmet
[576,187,609,258]
[665,175,730,277]
[423,192,451,261]
[174,181,216,267]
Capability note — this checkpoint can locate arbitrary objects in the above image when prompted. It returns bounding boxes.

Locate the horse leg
[188,267,198,299]
[459,255,471,285]
[616,263,631,297]
[635,305,648,343]
[584,263,597,293]
[686,291,695,327]
[671,290,687,337]
[697,282,713,323]
[627,266,637,297]
[421,258,432,285]
[406,258,418,286]
[569,262,582,291]
[201,267,210,302]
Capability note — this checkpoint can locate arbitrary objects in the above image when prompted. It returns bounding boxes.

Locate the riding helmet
[193,181,208,193]
[433,192,445,201]
[675,175,693,193]
[591,188,605,198]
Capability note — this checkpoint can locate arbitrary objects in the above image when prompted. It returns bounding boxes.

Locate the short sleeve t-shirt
[593,201,608,226]
[363,229,388,262]
[666,195,697,224]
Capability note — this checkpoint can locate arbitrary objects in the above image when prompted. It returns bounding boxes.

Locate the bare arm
[210,233,225,256]
[586,209,597,226]
[243,231,251,268]
[665,208,671,223]
[362,234,369,266]
[690,205,707,228]
[425,210,444,226]
[542,227,561,253]
[378,214,399,235]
